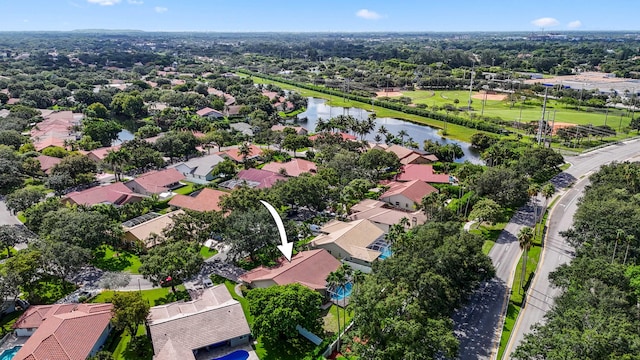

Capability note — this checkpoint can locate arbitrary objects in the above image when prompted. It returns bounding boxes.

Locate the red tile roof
[129,168,185,194]
[168,188,227,212]
[63,182,140,206]
[36,155,62,174]
[380,180,438,204]
[239,249,340,290]
[396,164,451,183]
[14,303,113,360]
[236,168,287,189]
[261,158,317,177]
[217,145,264,163]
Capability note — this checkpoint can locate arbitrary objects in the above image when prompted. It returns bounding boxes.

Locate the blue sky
[1,0,639,32]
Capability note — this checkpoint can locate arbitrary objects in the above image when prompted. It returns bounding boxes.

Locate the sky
[1,0,639,32]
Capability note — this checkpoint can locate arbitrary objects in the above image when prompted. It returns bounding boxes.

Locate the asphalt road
[454,202,538,360]
[504,138,640,358]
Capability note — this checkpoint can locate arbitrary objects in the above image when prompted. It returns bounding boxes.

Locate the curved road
[504,138,640,358]
[455,138,640,360]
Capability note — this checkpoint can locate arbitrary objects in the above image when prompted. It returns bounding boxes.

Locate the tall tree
[517,226,534,291]
[139,242,203,293]
[5,187,45,214]
[111,291,151,336]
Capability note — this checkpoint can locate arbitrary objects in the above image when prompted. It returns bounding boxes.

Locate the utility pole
[537,85,551,145]
[467,63,475,111]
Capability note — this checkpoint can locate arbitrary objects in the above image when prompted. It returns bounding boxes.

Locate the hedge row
[238,69,503,134]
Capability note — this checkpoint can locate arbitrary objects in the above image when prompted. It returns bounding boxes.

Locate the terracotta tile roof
[380,180,438,204]
[84,145,121,161]
[36,155,62,174]
[217,145,264,163]
[239,249,340,290]
[261,158,317,177]
[63,182,140,207]
[396,164,451,183]
[196,107,223,117]
[348,203,427,228]
[168,188,227,212]
[148,285,250,360]
[236,168,287,189]
[311,220,385,263]
[14,303,113,360]
[385,144,414,160]
[128,168,185,194]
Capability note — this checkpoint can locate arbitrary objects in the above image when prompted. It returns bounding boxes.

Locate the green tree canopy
[111,291,151,336]
[139,242,203,293]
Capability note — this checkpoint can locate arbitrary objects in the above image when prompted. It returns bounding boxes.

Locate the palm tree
[540,183,555,231]
[238,142,251,163]
[373,134,382,144]
[377,125,388,137]
[528,183,541,226]
[104,149,130,182]
[624,235,635,265]
[397,130,409,145]
[338,264,353,335]
[518,226,534,292]
[326,271,341,349]
[613,229,625,264]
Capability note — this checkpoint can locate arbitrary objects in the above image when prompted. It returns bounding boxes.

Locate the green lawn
[0,310,24,337]
[224,280,253,325]
[469,221,509,256]
[91,285,188,306]
[17,212,26,223]
[322,305,354,335]
[92,245,142,274]
[106,324,152,360]
[0,247,17,259]
[200,245,218,259]
[173,182,197,195]
[24,278,76,305]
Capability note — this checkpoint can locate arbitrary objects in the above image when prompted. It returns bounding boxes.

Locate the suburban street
[456,137,640,360]
[504,138,640,358]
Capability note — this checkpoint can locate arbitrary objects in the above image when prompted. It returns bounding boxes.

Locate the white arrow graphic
[259,200,293,262]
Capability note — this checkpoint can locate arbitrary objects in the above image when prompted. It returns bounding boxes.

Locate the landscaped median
[496,198,557,360]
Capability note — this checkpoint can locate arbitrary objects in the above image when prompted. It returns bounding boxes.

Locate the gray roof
[148,285,251,359]
[173,153,225,178]
[0,109,9,118]
[229,122,254,137]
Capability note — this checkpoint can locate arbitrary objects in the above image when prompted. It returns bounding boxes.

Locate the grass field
[92,245,142,274]
[91,285,188,306]
[199,245,218,259]
[400,89,633,129]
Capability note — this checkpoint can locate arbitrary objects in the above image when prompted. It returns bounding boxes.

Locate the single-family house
[225,105,243,117]
[379,180,438,210]
[63,182,144,207]
[168,188,227,212]
[30,111,83,151]
[148,284,251,360]
[310,219,387,272]
[216,145,264,163]
[396,164,452,184]
[13,303,114,360]
[229,122,254,137]
[385,144,439,165]
[122,210,183,248]
[239,249,340,297]
[220,168,287,189]
[171,153,225,182]
[261,158,317,177]
[36,155,62,174]
[270,125,308,135]
[80,145,121,163]
[124,168,185,196]
[347,199,427,233]
[196,107,224,119]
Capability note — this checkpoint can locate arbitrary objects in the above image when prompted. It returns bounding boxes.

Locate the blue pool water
[379,246,393,260]
[331,282,353,301]
[0,346,21,360]
[212,349,249,360]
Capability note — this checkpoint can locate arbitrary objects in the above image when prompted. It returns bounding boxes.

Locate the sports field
[399,90,633,129]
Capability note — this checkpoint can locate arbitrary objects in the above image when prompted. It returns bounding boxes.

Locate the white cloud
[87,0,121,5]
[531,17,559,28]
[128,0,143,4]
[356,9,382,20]
[154,6,168,13]
[567,20,582,29]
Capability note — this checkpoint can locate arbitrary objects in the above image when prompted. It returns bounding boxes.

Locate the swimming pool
[0,346,21,360]
[212,349,249,360]
[379,246,393,260]
[331,282,353,301]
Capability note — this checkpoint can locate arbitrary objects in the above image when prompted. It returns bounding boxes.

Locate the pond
[294,97,482,163]
[113,129,135,145]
